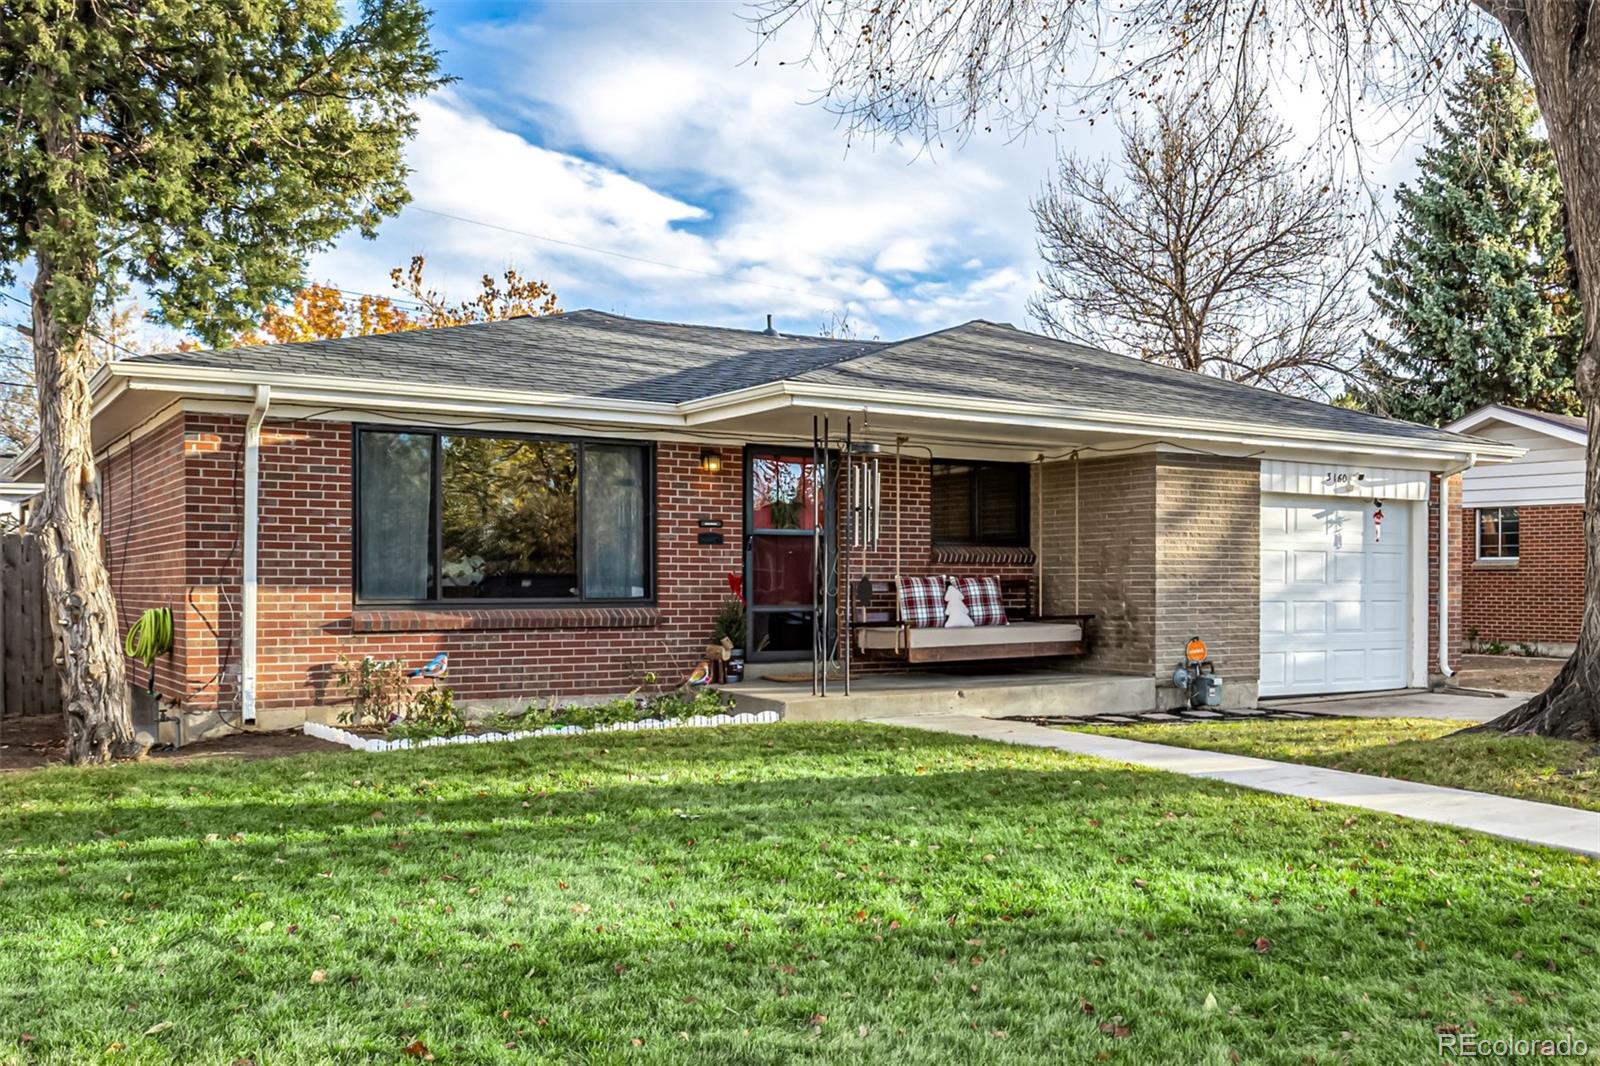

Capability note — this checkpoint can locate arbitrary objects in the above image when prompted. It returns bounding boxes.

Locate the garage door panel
[1370,600,1404,633]
[1292,601,1327,633]
[1332,552,1363,583]
[1261,494,1410,697]
[1332,601,1363,631]
[1330,649,1368,684]
[1370,552,1406,585]
[1293,551,1328,583]
[1261,549,1287,585]
[1290,650,1328,687]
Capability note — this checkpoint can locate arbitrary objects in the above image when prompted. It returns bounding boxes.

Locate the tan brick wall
[1038,452,1261,690]
[1037,454,1158,675]
[1154,455,1260,684]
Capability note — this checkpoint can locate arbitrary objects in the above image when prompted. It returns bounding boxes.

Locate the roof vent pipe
[763,314,779,337]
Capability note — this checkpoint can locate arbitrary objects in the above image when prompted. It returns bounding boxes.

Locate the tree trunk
[1470,3,1600,740]
[29,254,138,763]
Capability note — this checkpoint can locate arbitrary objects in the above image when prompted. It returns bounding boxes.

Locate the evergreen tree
[1364,43,1580,426]
[0,0,445,761]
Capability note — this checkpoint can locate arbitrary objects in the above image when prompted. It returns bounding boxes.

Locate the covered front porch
[728,666,1153,722]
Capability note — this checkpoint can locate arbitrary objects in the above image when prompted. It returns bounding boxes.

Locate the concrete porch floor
[728,669,1154,722]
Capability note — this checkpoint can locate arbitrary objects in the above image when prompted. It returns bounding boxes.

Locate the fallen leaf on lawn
[401,1039,433,1060]
[1078,998,1094,1015]
[143,1021,172,1036]
[1098,1022,1131,1038]
[808,1013,828,1027]
[1133,878,1149,889]
[1203,993,1218,1012]
[857,1024,870,1037]
[1253,937,1271,954]
[309,970,327,984]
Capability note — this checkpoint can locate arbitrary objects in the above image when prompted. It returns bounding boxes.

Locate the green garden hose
[125,607,174,692]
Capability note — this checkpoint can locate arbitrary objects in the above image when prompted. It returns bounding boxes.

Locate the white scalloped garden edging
[304,711,780,753]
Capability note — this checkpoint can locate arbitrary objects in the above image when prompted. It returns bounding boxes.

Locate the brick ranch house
[7,311,1520,729]
[1444,404,1587,656]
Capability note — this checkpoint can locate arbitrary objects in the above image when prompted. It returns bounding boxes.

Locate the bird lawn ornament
[410,652,448,681]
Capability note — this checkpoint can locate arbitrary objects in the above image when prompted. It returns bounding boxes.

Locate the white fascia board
[110,362,684,426]
[101,363,1523,466]
[1445,405,1587,447]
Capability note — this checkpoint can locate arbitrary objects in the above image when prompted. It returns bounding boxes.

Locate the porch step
[728,671,1155,722]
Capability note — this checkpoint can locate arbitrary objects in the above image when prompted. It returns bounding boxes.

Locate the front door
[745,447,826,661]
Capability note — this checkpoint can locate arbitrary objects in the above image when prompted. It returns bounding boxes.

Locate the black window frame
[929,458,1031,547]
[352,424,656,607]
[1476,506,1520,562]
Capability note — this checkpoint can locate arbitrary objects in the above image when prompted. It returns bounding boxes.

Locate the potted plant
[712,598,747,682]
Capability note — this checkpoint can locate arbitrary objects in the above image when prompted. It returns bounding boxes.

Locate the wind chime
[809,414,883,697]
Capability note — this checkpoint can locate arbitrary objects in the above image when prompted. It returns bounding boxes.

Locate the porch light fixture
[700,449,723,474]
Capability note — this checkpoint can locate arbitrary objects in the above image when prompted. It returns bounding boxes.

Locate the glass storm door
[745,448,825,661]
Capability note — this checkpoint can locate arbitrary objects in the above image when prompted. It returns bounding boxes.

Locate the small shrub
[335,655,411,726]
[1481,639,1509,656]
[1517,642,1540,658]
[388,686,465,741]
[711,598,747,649]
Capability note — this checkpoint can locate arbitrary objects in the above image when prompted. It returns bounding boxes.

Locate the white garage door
[1260,495,1410,697]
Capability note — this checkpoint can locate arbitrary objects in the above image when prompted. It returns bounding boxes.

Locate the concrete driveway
[1264,688,1527,724]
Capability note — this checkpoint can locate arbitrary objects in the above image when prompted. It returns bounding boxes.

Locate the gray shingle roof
[130,310,885,403]
[129,310,1485,447]
[799,320,1488,446]
[1504,405,1587,436]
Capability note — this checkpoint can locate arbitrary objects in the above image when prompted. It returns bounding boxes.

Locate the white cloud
[308,1,1439,342]
[312,3,1064,339]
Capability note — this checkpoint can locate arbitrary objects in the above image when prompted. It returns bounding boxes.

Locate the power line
[0,290,145,359]
[409,204,839,303]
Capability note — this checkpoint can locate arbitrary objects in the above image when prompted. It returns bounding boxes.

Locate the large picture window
[355,428,652,603]
[930,460,1029,546]
[1477,507,1520,561]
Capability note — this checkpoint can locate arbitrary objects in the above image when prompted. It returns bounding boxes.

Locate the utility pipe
[1436,454,1474,680]
[241,384,271,725]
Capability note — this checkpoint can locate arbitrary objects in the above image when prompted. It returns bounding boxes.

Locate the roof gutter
[241,384,270,726]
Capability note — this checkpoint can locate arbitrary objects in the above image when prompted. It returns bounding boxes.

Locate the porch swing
[808,415,1092,696]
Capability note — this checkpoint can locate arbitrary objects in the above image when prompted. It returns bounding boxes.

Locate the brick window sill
[1472,558,1519,570]
[352,605,662,633]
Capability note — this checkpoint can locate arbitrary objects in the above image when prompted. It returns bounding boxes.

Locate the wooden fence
[1,533,61,719]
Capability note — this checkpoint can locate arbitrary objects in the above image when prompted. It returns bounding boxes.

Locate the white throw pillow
[943,579,976,627]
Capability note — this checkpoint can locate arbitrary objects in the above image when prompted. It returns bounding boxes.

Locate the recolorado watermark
[1438,1032,1587,1058]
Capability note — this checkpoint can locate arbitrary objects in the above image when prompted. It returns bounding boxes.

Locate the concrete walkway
[870,712,1600,858]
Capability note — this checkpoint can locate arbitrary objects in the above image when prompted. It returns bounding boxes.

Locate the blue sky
[305,0,1115,340]
[4,1,1462,348]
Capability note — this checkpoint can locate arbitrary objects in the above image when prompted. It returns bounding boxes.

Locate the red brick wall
[104,415,752,711]
[101,413,190,698]
[1459,503,1583,648]
[1427,474,1465,674]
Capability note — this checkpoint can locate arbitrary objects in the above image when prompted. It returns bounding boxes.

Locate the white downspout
[1436,454,1474,680]
[241,384,271,725]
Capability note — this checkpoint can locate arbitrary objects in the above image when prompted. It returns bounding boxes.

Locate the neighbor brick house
[1445,404,1586,656]
[6,312,1519,729]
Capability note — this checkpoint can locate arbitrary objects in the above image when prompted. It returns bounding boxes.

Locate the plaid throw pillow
[955,576,1009,626]
[896,575,946,628]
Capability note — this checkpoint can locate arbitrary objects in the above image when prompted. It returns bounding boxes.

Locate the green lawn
[1,723,1596,1065]
[1073,717,1600,812]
